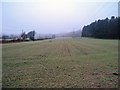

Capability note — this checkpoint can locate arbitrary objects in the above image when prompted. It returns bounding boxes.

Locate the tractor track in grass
[63,39,72,57]
[64,43,71,56]
[71,44,89,55]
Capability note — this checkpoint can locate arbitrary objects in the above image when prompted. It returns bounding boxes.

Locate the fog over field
[2,0,118,35]
[1,0,119,89]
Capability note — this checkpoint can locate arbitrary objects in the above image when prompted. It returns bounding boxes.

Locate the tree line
[82,16,120,39]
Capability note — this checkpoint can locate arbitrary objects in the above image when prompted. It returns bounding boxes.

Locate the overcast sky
[2,0,119,35]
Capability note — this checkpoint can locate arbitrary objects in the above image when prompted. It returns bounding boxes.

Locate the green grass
[2,37,118,88]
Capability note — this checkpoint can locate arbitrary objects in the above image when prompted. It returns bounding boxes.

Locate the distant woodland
[82,16,120,39]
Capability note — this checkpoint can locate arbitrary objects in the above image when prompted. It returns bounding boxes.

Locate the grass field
[2,37,118,88]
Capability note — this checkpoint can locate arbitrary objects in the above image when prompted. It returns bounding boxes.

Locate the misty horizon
[2,0,118,35]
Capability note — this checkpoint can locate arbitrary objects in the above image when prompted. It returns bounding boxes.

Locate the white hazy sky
[1,0,119,35]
